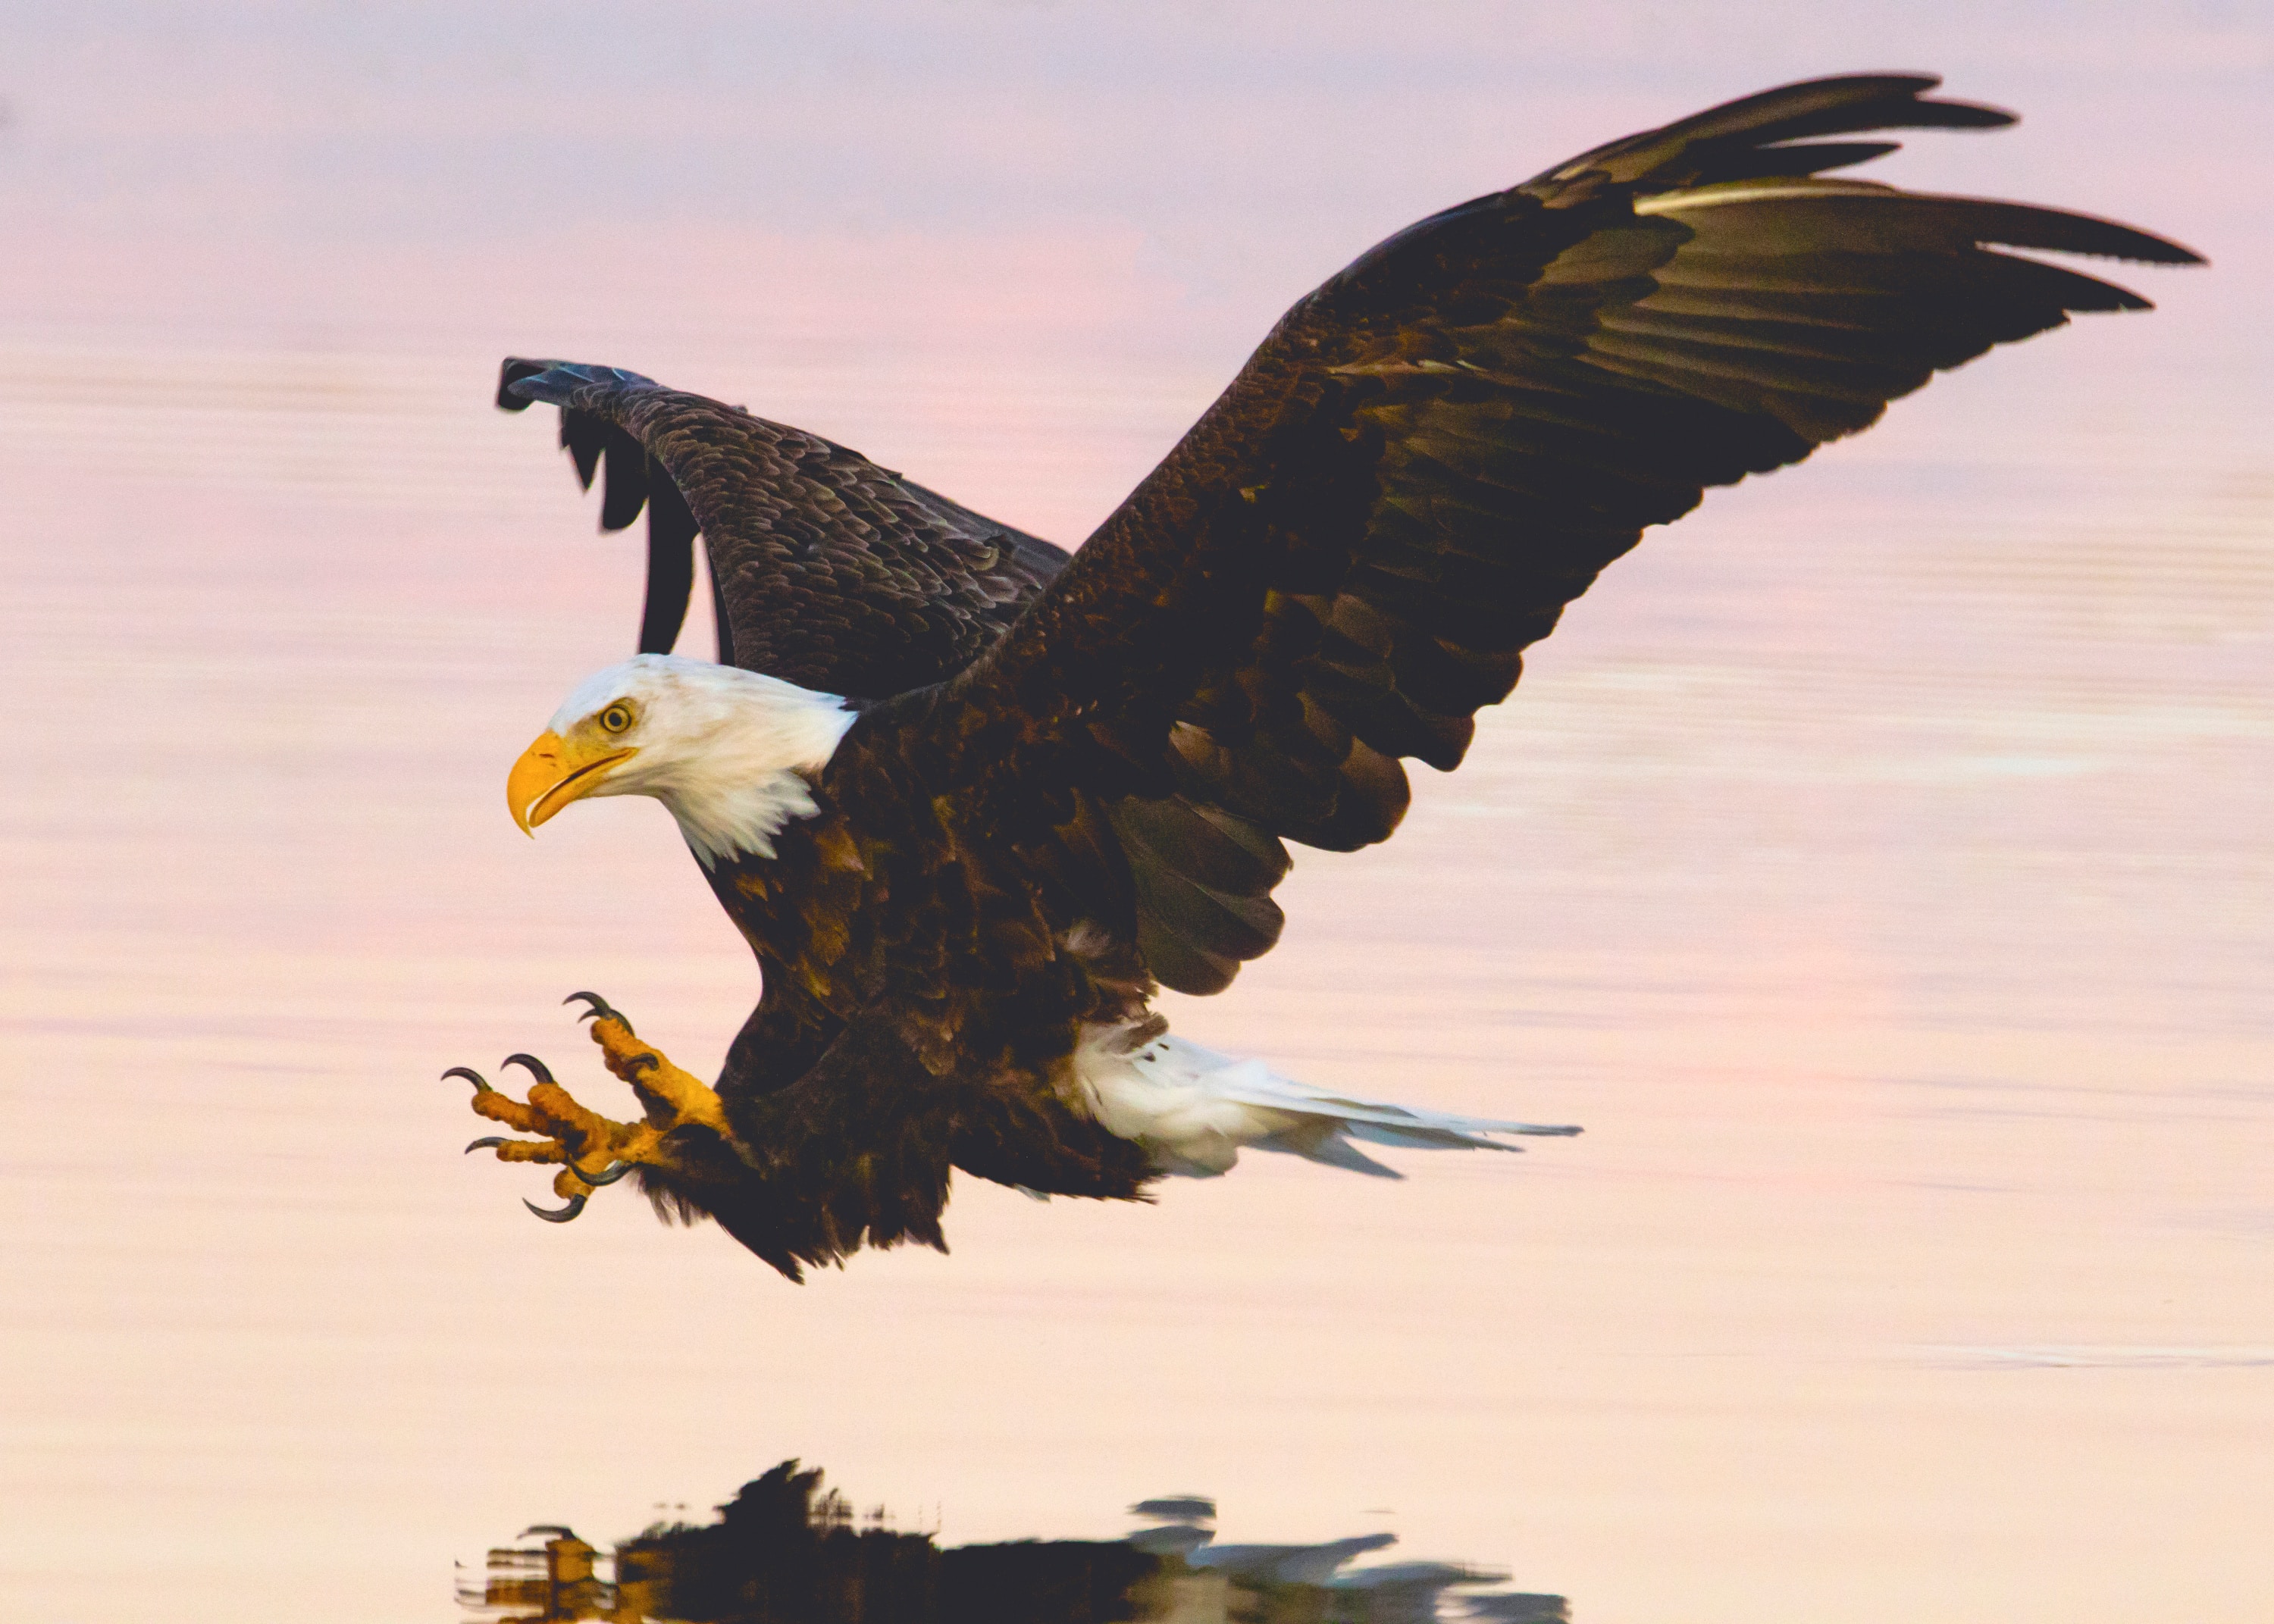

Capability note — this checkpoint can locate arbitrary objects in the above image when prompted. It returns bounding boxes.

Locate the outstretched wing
[497,361,1070,698]
[937,74,2199,984]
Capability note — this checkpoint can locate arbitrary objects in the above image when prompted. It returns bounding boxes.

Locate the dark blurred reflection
[459,1460,1566,1623]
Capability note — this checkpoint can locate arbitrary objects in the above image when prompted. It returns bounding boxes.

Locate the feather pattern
[499,360,1070,696]
[943,75,2199,865]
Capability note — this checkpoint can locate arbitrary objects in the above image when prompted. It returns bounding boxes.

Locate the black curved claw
[443,1065,493,1094]
[524,1193,588,1223]
[464,1136,509,1155]
[501,1053,556,1086]
[574,1160,633,1186]
[565,990,634,1035]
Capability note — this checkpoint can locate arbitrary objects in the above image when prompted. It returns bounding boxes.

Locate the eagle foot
[449,997,728,1224]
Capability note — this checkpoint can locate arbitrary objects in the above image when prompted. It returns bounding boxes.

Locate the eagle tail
[1072,1030,1580,1181]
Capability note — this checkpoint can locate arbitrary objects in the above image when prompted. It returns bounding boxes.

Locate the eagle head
[507,655,857,866]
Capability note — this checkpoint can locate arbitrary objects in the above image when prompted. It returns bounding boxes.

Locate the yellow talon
[587,1015,730,1137]
[456,997,721,1224]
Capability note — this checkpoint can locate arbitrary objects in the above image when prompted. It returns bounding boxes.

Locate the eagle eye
[600,702,634,734]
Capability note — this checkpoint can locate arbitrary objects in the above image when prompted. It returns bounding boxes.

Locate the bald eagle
[456,75,2196,1278]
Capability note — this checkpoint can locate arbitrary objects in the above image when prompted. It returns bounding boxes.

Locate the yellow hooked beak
[507,730,637,836]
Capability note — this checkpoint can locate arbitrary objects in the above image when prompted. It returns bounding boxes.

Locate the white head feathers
[543,655,857,867]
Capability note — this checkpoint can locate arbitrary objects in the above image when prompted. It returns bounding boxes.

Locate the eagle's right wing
[496,361,1070,699]
[935,74,2199,990]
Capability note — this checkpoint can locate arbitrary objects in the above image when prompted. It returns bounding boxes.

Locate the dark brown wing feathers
[948,74,2199,973]
[498,360,1070,697]
[497,359,704,656]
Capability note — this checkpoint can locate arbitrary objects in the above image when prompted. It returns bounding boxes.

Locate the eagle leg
[577,1006,730,1140]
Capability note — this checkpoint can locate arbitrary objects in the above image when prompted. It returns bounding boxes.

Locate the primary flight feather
[459,74,2197,1278]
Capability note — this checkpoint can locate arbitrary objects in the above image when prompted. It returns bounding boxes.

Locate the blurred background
[1,4,2267,1620]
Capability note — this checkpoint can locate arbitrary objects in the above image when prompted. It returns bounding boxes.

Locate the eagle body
[528,656,1508,1272]
[475,74,2198,1277]
[702,684,1165,1193]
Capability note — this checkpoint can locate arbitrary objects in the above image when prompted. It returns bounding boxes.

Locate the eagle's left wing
[497,361,1070,698]
[929,74,2198,988]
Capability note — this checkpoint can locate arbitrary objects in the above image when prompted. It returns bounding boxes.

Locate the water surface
[2,8,2268,1621]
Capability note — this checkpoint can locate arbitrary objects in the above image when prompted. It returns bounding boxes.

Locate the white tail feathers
[1067,1029,1581,1179]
